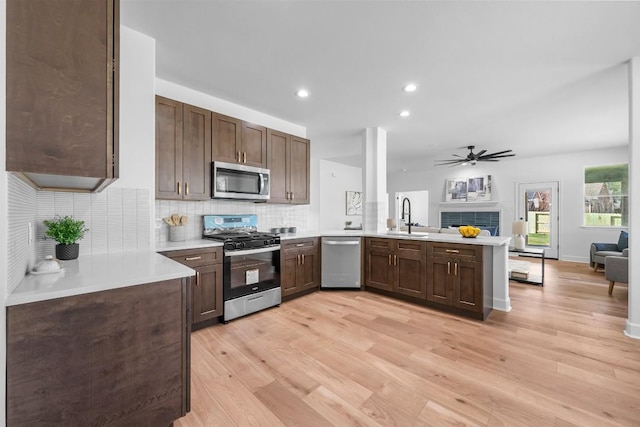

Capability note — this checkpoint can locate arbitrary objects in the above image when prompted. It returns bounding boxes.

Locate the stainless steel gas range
[203,214,281,322]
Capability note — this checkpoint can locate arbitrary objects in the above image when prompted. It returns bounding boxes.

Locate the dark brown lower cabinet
[281,238,320,300]
[6,278,191,427]
[163,247,224,327]
[365,238,427,298]
[364,238,491,320]
[427,241,491,319]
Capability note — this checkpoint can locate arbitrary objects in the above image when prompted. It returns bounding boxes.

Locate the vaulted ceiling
[122,1,640,172]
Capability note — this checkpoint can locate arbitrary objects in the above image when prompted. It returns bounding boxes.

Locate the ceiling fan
[435,145,516,166]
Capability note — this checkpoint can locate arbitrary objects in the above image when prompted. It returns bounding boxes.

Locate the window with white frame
[584,163,628,227]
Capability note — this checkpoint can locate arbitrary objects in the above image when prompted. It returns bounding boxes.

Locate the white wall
[319,160,363,230]
[388,146,629,262]
[113,27,156,192]
[395,190,429,227]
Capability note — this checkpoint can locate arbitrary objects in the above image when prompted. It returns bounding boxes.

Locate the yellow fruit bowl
[458,226,481,238]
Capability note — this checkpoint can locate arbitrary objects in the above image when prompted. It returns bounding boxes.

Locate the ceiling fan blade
[475,150,487,157]
[484,149,513,157]
[481,153,516,160]
[435,159,466,166]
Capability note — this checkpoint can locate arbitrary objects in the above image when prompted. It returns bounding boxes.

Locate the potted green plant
[43,215,89,260]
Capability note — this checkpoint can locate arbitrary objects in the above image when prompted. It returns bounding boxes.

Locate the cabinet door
[182,104,212,200]
[453,259,483,312]
[212,113,242,164]
[365,239,394,292]
[242,122,267,168]
[267,129,290,203]
[299,247,319,291]
[394,240,427,298]
[6,0,118,183]
[289,136,311,204]
[156,97,183,200]
[193,264,223,323]
[281,252,301,297]
[427,256,454,304]
[395,256,427,299]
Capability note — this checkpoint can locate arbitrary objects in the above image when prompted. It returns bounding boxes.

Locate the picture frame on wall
[445,178,467,202]
[467,175,492,201]
[346,191,363,215]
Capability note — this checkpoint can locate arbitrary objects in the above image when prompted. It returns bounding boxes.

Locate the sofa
[590,230,628,272]
[605,249,628,295]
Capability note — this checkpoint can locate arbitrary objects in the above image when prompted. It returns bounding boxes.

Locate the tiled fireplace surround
[6,174,309,293]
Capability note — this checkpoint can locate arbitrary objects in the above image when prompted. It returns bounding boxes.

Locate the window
[584,163,628,227]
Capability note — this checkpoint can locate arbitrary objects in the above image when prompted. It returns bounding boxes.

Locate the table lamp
[512,220,527,250]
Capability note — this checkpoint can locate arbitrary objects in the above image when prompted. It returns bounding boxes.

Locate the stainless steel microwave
[212,161,270,201]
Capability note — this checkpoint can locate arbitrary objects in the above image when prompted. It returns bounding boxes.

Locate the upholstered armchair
[605,249,628,295]
[590,230,628,272]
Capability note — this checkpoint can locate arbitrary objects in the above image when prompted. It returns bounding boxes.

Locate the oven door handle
[225,245,281,257]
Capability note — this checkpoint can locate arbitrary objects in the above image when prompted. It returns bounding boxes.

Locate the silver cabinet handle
[185,256,202,261]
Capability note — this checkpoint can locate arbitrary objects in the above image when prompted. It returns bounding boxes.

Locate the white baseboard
[492,297,512,312]
[625,320,640,340]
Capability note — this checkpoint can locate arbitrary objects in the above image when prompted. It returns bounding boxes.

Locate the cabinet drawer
[429,243,480,261]
[163,247,223,267]
[367,238,392,251]
[283,238,317,252]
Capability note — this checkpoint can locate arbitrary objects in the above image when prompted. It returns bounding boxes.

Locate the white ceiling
[121,1,640,173]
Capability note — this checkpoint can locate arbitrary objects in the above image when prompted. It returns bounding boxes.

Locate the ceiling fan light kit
[436,145,516,166]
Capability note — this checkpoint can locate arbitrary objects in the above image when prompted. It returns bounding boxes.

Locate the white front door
[517,181,559,259]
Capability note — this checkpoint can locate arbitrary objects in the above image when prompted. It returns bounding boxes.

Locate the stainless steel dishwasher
[321,236,361,288]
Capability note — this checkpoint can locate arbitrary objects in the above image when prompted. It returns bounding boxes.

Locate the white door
[517,182,559,259]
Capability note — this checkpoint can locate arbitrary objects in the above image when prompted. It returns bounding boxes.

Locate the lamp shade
[512,221,527,236]
[386,218,397,229]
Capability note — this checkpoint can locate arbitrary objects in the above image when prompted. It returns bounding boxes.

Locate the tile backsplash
[155,199,310,243]
[6,174,152,293]
[7,175,38,293]
[36,188,152,260]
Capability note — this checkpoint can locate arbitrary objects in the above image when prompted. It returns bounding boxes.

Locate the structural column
[362,127,388,233]
[627,57,640,339]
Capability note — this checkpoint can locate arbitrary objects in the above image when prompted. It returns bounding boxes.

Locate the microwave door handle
[259,173,264,194]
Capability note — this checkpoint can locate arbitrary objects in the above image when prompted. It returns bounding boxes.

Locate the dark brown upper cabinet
[156,96,211,200]
[212,114,267,168]
[6,0,119,192]
[267,130,310,204]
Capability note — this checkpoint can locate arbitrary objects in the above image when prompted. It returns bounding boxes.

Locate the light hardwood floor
[176,260,639,427]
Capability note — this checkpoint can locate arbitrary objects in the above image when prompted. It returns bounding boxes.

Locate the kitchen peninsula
[5,252,195,427]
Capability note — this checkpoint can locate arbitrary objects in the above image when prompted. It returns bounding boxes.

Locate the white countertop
[156,239,224,252]
[6,251,195,306]
[159,230,507,247]
[281,230,510,247]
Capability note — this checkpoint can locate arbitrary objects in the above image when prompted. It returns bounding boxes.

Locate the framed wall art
[467,175,492,201]
[444,175,492,202]
[345,191,363,215]
[445,178,468,202]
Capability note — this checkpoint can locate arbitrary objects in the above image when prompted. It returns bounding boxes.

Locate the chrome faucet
[401,197,412,234]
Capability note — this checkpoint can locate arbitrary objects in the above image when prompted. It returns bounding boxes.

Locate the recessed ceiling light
[399,110,410,118]
[403,83,418,93]
[296,89,309,98]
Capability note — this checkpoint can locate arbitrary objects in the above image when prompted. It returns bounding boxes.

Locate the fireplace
[441,210,501,236]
